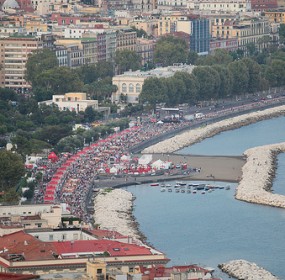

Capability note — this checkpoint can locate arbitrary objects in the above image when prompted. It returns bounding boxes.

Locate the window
[97,269,102,274]
[129,83,134,93]
[136,83,141,92]
[122,83,127,92]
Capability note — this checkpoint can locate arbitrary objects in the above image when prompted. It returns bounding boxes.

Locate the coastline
[218,260,279,280]
[236,143,285,208]
[93,105,285,279]
[93,188,146,242]
[142,105,285,154]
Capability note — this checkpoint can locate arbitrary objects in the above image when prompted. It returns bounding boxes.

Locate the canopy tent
[48,152,58,163]
[138,154,152,166]
[110,167,118,174]
[151,159,165,170]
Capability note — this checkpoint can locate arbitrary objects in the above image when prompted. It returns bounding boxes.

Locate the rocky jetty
[93,188,141,240]
[219,260,279,280]
[236,143,285,207]
[142,105,285,154]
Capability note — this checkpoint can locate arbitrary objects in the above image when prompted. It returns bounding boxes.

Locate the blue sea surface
[178,116,285,156]
[126,115,285,279]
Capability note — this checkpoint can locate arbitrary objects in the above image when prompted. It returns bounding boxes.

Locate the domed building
[1,0,19,11]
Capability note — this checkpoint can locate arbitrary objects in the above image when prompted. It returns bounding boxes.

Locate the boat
[181,189,185,193]
[197,184,206,190]
[218,186,224,189]
[161,188,166,192]
[174,184,181,188]
[150,183,159,187]
[192,190,197,194]
[168,188,172,192]
[187,190,191,193]
[201,191,206,194]
[166,184,172,187]
[226,185,231,190]
[175,189,180,193]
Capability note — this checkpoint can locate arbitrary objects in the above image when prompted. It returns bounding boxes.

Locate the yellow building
[25,18,48,33]
[211,17,271,50]
[264,10,285,23]
[0,36,43,92]
[157,13,189,36]
[116,29,137,52]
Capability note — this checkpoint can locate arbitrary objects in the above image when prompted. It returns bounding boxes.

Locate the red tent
[48,152,58,163]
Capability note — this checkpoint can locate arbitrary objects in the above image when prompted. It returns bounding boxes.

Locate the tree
[242,58,262,93]
[212,65,233,98]
[279,24,285,45]
[25,49,58,86]
[140,77,167,109]
[154,36,188,66]
[228,60,249,95]
[246,43,258,57]
[33,67,84,101]
[131,26,148,38]
[0,150,25,191]
[265,59,285,87]
[164,77,186,106]
[77,62,114,84]
[192,66,220,100]
[196,49,233,66]
[173,72,199,104]
[188,50,199,65]
[115,49,141,74]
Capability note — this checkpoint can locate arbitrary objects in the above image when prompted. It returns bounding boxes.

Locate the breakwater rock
[236,143,285,208]
[219,260,279,280]
[142,105,285,154]
[93,189,141,240]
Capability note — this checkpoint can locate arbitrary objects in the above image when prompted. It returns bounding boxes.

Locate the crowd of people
[32,95,285,225]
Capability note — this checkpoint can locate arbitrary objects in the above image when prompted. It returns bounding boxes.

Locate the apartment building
[211,16,271,50]
[0,230,169,275]
[136,38,155,66]
[116,29,137,52]
[264,9,285,23]
[251,0,277,11]
[0,36,42,92]
[192,0,251,13]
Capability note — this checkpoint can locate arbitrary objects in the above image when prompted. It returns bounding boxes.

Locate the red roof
[0,231,56,261]
[51,240,152,257]
[0,272,39,279]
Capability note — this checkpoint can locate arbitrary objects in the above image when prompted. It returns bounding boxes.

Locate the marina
[158,182,231,195]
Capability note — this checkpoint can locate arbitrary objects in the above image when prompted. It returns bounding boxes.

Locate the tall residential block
[0,36,43,93]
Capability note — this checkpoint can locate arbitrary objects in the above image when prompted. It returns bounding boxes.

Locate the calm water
[178,116,285,156]
[126,115,285,279]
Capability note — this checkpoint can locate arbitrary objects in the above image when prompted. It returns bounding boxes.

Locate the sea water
[126,115,285,279]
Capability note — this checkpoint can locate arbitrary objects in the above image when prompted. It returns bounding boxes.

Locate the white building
[112,64,195,104]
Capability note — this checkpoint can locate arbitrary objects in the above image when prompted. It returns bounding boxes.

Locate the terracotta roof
[51,240,152,257]
[0,272,39,279]
[0,231,56,261]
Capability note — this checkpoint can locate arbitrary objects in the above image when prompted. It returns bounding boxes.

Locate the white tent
[138,154,152,166]
[121,155,131,161]
[151,159,165,170]
[110,167,118,174]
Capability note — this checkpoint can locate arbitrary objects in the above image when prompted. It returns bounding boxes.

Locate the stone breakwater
[93,189,141,240]
[142,105,285,154]
[219,260,279,280]
[236,143,285,207]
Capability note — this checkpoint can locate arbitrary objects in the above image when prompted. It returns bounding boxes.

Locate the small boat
[174,184,180,188]
[175,189,180,193]
[168,188,172,192]
[187,190,191,193]
[197,184,206,190]
[226,185,231,190]
[192,190,197,194]
[188,184,193,187]
[201,191,206,194]
[166,184,172,187]
[181,189,185,193]
[161,188,166,192]
[150,183,159,187]
[218,186,224,189]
